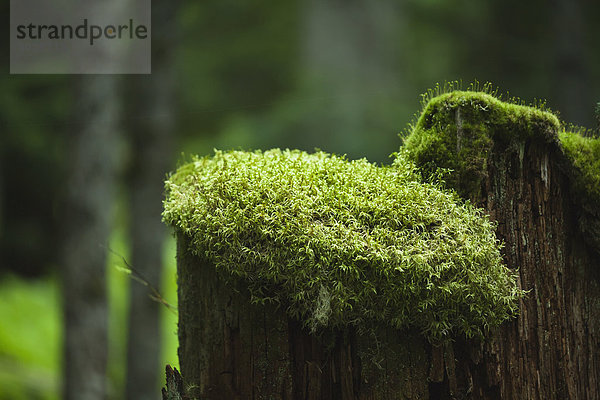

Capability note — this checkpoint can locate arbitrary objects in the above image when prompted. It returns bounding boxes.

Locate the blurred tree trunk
[62,75,120,400]
[553,0,592,126]
[0,149,3,261]
[124,0,177,398]
[299,0,403,159]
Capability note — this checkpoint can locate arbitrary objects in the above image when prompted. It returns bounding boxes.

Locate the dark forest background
[0,0,598,399]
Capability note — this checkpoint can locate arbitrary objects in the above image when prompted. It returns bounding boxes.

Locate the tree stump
[404,90,600,399]
[165,91,600,399]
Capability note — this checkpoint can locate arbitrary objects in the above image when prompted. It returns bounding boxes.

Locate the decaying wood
[162,365,188,400]
[439,111,600,399]
[177,233,429,399]
[461,138,600,399]
[174,119,600,399]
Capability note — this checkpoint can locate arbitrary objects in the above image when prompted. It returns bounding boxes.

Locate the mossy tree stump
[404,90,600,399]
[164,149,522,399]
[164,90,600,399]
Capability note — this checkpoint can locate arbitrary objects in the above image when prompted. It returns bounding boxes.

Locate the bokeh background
[1,0,598,399]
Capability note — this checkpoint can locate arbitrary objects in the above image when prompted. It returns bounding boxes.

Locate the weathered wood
[177,233,293,399]
[162,365,188,400]
[176,233,430,399]
[441,124,600,399]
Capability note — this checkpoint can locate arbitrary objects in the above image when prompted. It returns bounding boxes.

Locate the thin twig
[103,245,178,314]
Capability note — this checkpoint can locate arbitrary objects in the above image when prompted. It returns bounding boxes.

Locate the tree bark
[449,132,600,399]
[414,108,600,399]
[125,0,177,398]
[62,75,120,400]
[176,234,430,400]
[161,365,188,400]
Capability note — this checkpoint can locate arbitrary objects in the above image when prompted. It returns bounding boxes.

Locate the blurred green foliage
[0,275,60,400]
[0,220,178,400]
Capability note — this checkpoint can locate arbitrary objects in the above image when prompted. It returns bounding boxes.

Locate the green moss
[559,130,600,202]
[402,90,560,199]
[163,149,522,341]
[402,87,600,253]
[559,130,600,252]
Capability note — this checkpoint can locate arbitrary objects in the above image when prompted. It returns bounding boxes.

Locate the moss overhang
[163,149,522,341]
[402,90,600,252]
[559,130,600,204]
[559,130,600,251]
[401,91,561,199]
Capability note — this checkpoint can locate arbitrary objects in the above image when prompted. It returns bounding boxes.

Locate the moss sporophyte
[163,148,523,342]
